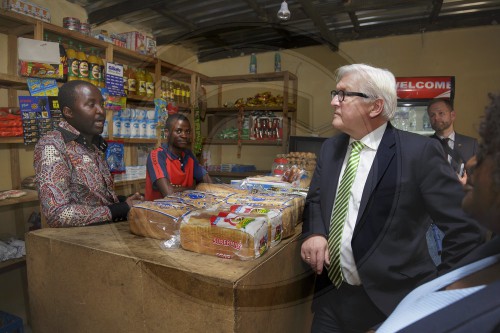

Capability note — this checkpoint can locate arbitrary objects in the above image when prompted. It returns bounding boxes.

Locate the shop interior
[1,0,500,331]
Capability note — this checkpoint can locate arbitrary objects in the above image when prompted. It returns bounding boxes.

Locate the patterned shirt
[34,120,119,227]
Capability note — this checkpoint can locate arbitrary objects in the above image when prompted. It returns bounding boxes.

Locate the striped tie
[327,141,364,287]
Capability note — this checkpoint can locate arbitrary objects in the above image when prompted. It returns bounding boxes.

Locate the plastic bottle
[408,108,417,131]
[97,51,105,88]
[136,68,146,96]
[123,64,129,96]
[249,53,257,74]
[76,44,89,82]
[272,157,289,177]
[57,37,68,82]
[274,52,281,72]
[422,112,432,131]
[145,71,154,97]
[88,48,100,87]
[185,84,191,105]
[127,66,137,96]
[66,40,79,81]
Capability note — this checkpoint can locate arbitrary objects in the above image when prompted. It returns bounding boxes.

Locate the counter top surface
[29,221,304,283]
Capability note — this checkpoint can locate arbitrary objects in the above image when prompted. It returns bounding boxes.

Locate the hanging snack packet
[106,140,126,174]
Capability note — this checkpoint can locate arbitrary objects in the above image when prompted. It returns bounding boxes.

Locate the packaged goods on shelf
[145,35,157,56]
[250,115,282,140]
[0,107,22,137]
[117,31,146,54]
[18,96,62,144]
[2,0,51,22]
[18,37,62,79]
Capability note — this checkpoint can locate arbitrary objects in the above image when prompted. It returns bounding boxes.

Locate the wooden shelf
[0,190,39,207]
[204,139,283,146]
[209,171,270,178]
[0,136,24,144]
[201,71,297,85]
[0,73,28,90]
[114,178,145,187]
[206,106,296,113]
[0,256,26,273]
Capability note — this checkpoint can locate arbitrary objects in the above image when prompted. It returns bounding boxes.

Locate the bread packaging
[224,192,304,238]
[219,204,283,247]
[128,199,194,240]
[180,209,270,260]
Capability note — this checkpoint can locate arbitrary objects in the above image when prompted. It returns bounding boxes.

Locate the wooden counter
[26,222,314,333]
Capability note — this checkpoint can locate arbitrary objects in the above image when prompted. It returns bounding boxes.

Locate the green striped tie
[327,141,364,287]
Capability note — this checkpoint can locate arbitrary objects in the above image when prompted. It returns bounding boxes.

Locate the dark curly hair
[477,93,500,190]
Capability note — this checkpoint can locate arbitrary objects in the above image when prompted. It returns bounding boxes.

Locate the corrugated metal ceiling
[66,0,500,62]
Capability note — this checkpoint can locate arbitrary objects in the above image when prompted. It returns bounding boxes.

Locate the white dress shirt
[338,123,387,285]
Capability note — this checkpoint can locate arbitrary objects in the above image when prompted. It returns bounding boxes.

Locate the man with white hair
[300,64,484,332]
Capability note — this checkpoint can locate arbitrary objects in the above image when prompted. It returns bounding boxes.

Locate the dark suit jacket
[302,123,484,315]
[399,237,500,333]
[430,132,479,166]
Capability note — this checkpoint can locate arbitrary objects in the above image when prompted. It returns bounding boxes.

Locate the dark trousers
[311,282,386,333]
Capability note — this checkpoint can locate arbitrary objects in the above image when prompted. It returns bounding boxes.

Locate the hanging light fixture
[277,1,291,21]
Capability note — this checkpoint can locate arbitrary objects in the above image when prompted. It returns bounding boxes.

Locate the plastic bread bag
[128,199,195,246]
[218,204,283,247]
[180,209,270,260]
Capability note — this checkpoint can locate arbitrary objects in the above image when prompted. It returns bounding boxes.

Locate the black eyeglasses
[331,90,370,102]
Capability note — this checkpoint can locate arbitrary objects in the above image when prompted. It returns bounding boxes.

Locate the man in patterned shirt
[34,80,143,227]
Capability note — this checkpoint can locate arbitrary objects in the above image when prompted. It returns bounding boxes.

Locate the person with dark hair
[375,94,500,333]
[145,113,211,200]
[300,64,484,333]
[34,80,143,227]
[427,98,478,183]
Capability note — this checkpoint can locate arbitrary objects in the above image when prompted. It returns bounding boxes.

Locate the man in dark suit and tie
[427,98,478,183]
[300,64,484,333]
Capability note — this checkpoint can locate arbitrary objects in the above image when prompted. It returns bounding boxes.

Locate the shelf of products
[201,71,298,154]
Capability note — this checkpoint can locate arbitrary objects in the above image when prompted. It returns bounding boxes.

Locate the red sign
[396,76,454,100]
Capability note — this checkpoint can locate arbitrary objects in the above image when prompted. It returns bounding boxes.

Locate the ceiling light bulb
[277,1,291,21]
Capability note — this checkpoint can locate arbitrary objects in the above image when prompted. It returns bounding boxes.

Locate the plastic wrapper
[128,199,194,241]
[218,204,283,247]
[180,209,270,260]
[106,141,126,174]
[223,191,305,239]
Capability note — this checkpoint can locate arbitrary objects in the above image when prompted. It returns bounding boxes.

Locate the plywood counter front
[26,222,314,333]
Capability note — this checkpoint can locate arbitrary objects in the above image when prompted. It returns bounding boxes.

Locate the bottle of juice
[57,37,68,82]
[145,71,154,97]
[77,44,89,82]
[66,40,79,81]
[97,51,105,88]
[88,48,100,86]
[127,66,137,96]
[136,68,146,96]
[123,64,129,96]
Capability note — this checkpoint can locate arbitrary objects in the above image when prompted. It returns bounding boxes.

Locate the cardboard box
[2,0,50,22]
[26,223,314,333]
[118,31,146,54]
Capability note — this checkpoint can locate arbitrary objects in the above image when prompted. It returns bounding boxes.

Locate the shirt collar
[56,120,108,153]
[161,143,186,160]
[439,131,456,142]
[350,122,387,151]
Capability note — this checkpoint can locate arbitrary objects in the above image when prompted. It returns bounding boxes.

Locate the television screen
[288,136,327,156]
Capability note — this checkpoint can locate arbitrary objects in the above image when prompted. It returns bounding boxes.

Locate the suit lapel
[323,134,350,223]
[354,125,396,236]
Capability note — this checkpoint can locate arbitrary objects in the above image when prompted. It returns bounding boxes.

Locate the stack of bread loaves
[128,183,305,260]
